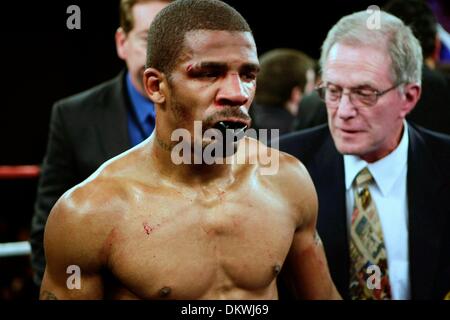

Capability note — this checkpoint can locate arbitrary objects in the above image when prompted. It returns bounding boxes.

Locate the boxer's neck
[149,133,236,188]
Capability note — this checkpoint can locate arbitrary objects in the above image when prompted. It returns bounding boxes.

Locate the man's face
[116,1,169,95]
[323,43,414,162]
[162,30,259,153]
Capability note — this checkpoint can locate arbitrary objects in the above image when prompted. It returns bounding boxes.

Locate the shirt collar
[344,121,409,196]
[126,72,155,124]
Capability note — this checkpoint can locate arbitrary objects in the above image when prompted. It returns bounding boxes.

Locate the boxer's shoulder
[44,176,126,270]
[251,141,317,227]
[252,140,310,184]
[48,153,140,234]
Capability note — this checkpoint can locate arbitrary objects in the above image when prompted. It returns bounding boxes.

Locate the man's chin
[333,132,364,152]
[334,141,364,156]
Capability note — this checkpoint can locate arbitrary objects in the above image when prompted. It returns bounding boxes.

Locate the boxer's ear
[144,68,166,104]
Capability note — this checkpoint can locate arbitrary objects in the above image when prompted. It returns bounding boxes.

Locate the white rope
[0,241,31,258]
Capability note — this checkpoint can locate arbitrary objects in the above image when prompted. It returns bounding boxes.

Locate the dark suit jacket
[279,123,450,299]
[30,71,132,285]
[250,103,296,136]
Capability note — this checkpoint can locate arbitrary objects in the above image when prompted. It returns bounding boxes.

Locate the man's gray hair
[320,10,423,85]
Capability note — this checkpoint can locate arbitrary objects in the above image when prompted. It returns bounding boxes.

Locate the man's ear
[285,86,302,116]
[115,27,128,60]
[400,83,421,117]
[304,69,316,95]
[144,68,166,105]
[290,86,302,106]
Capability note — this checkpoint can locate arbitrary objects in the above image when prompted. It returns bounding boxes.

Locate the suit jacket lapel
[407,124,446,299]
[94,71,131,161]
[310,132,350,299]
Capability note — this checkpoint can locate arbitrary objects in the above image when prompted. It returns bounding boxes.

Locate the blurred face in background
[116,1,169,95]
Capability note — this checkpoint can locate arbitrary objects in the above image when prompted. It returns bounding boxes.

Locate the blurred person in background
[251,48,315,137]
[385,0,450,135]
[30,0,171,288]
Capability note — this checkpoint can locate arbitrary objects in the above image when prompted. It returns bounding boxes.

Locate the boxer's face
[116,1,169,96]
[164,30,259,150]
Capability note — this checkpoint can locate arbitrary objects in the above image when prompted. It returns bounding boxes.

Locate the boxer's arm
[286,227,341,299]
[283,162,341,300]
[40,197,105,300]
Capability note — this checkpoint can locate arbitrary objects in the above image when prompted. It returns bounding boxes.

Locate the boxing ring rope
[0,241,31,258]
[0,165,40,179]
[0,165,40,257]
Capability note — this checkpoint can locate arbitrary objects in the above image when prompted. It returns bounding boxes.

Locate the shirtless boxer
[40,0,340,300]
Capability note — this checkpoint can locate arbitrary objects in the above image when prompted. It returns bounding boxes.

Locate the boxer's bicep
[285,185,341,300]
[286,226,340,300]
[40,264,103,300]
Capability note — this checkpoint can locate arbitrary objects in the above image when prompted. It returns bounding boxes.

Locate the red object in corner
[0,165,40,179]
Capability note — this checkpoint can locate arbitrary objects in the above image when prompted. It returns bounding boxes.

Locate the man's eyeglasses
[315,82,403,108]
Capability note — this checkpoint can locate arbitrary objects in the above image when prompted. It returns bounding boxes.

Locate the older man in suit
[280,10,450,299]
[30,0,171,287]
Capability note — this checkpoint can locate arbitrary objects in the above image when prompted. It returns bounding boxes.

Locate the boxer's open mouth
[212,120,248,136]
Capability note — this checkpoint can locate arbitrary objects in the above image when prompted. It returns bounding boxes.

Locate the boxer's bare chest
[102,178,298,299]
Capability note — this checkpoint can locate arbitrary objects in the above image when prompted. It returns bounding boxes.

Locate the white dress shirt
[343,121,411,300]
